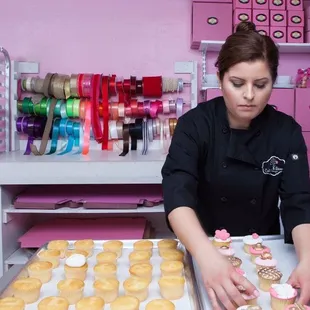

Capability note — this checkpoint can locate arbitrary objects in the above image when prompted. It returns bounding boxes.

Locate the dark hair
[215,21,279,82]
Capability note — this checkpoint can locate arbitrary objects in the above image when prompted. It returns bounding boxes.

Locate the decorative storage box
[295,88,310,131]
[205,89,223,101]
[269,0,286,10]
[191,2,233,49]
[287,26,304,42]
[286,0,304,10]
[253,0,269,9]
[256,25,270,34]
[270,10,287,26]
[268,88,295,117]
[253,9,270,25]
[288,10,305,26]
[233,0,252,8]
[233,8,252,24]
[270,26,287,42]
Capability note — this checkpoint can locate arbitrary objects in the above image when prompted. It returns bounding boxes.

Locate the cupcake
[146,299,175,310]
[218,246,235,257]
[270,283,298,310]
[160,261,184,277]
[158,276,185,300]
[94,262,117,280]
[258,267,282,291]
[38,296,69,310]
[64,254,88,281]
[228,256,242,268]
[27,261,53,284]
[243,233,262,254]
[97,251,118,264]
[93,278,119,303]
[57,279,84,305]
[123,277,150,302]
[47,240,69,258]
[157,239,178,256]
[76,296,105,310]
[37,249,61,268]
[64,249,88,259]
[103,240,123,258]
[255,252,277,271]
[0,297,25,310]
[249,243,271,263]
[110,296,140,310]
[74,239,94,257]
[129,251,151,266]
[133,240,153,255]
[212,229,231,247]
[129,263,153,282]
[285,304,310,310]
[161,249,184,262]
[236,306,262,310]
[12,278,42,304]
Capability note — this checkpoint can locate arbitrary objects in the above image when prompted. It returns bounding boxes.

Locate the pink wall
[0,0,309,89]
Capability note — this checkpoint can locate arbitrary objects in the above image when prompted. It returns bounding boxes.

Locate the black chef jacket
[161,96,310,243]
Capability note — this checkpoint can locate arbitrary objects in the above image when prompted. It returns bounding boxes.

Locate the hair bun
[235,21,257,33]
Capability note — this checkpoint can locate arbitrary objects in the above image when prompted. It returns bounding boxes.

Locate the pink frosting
[252,233,260,239]
[215,229,231,241]
[218,246,235,256]
[270,286,297,300]
[255,256,277,267]
[249,244,271,255]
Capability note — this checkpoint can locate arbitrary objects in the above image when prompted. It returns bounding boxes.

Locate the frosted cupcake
[258,267,282,291]
[160,261,184,277]
[76,296,105,310]
[285,304,310,310]
[129,251,151,266]
[12,278,42,304]
[94,262,117,280]
[218,246,235,257]
[270,283,297,310]
[64,254,88,281]
[93,278,119,303]
[129,263,153,282]
[249,243,270,263]
[110,296,140,310]
[47,240,69,258]
[57,279,84,305]
[243,233,263,253]
[97,251,118,264]
[228,256,242,268]
[103,240,123,258]
[0,297,25,310]
[123,277,150,302]
[38,296,69,310]
[37,249,61,268]
[212,229,231,247]
[161,249,184,262]
[133,240,153,255]
[146,299,175,310]
[27,261,53,284]
[158,276,185,300]
[255,252,277,271]
[157,239,178,256]
[74,239,94,257]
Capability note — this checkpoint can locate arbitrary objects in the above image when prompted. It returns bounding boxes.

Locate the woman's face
[219,60,273,129]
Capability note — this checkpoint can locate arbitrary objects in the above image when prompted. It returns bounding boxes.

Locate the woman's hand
[287,259,310,305]
[199,250,259,310]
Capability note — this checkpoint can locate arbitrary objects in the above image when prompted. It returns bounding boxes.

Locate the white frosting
[214,236,232,243]
[271,283,296,299]
[65,254,86,267]
[243,235,262,245]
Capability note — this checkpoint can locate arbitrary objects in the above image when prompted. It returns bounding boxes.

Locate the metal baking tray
[0,239,202,310]
[194,235,298,310]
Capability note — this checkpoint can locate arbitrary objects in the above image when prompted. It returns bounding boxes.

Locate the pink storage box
[269,0,286,9]
[288,10,305,26]
[303,132,310,150]
[191,2,233,49]
[192,0,232,2]
[270,10,287,26]
[295,88,310,131]
[305,30,310,41]
[253,9,269,25]
[269,88,295,117]
[256,25,270,35]
[270,26,287,42]
[233,0,252,8]
[233,8,252,24]
[205,89,223,101]
[253,0,269,9]
[305,0,310,17]
[287,26,304,42]
[287,0,304,10]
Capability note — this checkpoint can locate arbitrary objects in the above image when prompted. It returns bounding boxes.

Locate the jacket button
[250,198,257,205]
[222,127,228,134]
[221,197,228,203]
[222,162,227,169]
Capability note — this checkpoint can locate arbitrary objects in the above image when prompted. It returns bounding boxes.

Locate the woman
[162,21,310,309]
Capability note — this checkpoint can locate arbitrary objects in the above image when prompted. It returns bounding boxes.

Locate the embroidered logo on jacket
[262,156,285,176]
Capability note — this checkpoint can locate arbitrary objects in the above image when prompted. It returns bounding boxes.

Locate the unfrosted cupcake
[255,252,277,271]
[103,240,123,258]
[249,243,270,263]
[157,239,178,256]
[129,263,153,282]
[285,304,310,310]
[12,278,42,304]
[123,277,150,301]
[218,246,235,257]
[38,296,69,310]
[158,276,185,300]
[37,249,61,268]
[129,251,151,266]
[110,296,140,310]
[57,279,84,305]
[47,240,69,258]
[161,249,184,262]
[93,278,119,303]
[146,299,175,310]
[160,261,184,277]
[94,262,117,280]
[243,233,263,254]
[212,229,232,247]
[64,254,88,281]
[133,240,153,255]
[76,296,105,310]
[74,239,94,257]
[228,256,242,268]
[0,297,25,310]
[270,283,297,310]
[27,261,53,284]
[97,251,118,264]
[258,267,282,291]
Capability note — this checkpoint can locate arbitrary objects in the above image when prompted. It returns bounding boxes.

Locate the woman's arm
[292,224,310,262]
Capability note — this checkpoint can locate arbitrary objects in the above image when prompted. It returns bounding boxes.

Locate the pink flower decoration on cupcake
[215,229,230,241]
[252,233,260,239]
